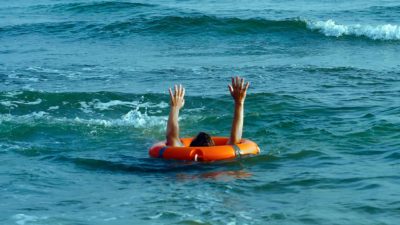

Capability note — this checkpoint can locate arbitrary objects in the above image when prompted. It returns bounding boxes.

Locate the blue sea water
[0,0,399,224]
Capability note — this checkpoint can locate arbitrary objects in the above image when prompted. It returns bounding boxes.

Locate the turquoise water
[1,0,400,224]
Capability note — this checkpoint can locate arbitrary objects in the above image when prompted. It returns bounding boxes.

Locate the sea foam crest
[307,19,400,40]
[78,106,167,128]
[0,109,166,129]
[121,108,166,128]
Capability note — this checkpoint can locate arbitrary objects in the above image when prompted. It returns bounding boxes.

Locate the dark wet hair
[190,132,215,147]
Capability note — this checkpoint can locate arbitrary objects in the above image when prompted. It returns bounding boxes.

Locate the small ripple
[252,175,398,194]
[355,183,381,190]
[281,150,325,160]
[51,1,155,13]
[350,205,388,214]
[384,151,400,160]
[52,155,223,174]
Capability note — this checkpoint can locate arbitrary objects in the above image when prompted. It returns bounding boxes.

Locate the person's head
[190,132,215,147]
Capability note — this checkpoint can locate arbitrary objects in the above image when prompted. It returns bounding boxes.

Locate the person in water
[166,76,250,147]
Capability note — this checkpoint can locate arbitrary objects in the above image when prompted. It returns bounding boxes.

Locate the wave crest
[0,108,167,129]
[56,1,154,12]
[2,14,399,41]
[307,19,400,40]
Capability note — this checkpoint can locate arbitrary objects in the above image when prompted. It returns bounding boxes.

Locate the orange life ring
[149,137,260,161]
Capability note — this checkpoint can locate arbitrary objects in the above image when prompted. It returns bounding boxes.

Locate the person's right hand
[169,84,185,109]
[228,76,249,104]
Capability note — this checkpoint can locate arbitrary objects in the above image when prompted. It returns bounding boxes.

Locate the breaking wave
[1,13,399,41]
[307,19,400,40]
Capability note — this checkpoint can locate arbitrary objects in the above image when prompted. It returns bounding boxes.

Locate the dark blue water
[1,0,400,224]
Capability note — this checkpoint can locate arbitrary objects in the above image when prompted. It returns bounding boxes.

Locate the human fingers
[233,76,237,90]
[240,77,244,90]
[244,82,250,92]
[228,84,234,96]
[181,86,185,98]
[231,77,235,89]
[235,76,240,89]
[174,84,178,96]
[169,88,174,104]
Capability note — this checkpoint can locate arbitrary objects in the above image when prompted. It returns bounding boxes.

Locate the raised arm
[166,84,185,147]
[227,76,250,145]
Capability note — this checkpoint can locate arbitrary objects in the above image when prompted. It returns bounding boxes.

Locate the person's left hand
[169,84,185,109]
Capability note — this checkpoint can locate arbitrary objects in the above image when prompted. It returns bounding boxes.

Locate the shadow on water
[48,149,337,180]
[41,153,286,181]
[28,145,344,176]
[175,170,252,181]
[48,154,260,174]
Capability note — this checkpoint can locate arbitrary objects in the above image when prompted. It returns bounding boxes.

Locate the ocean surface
[1,0,400,224]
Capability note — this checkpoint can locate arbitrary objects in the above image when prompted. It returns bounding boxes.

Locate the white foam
[2,91,23,97]
[26,66,60,73]
[79,101,93,113]
[0,99,42,108]
[74,106,167,128]
[140,101,169,109]
[20,98,42,105]
[78,99,168,112]
[149,213,163,219]
[307,19,400,40]
[0,143,22,152]
[121,107,167,128]
[0,111,48,124]
[25,66,84,80]
[93,99,139,110]
[0,108,166,129]
[104,217,117,221]
[48,106,59,110]
[12,214,48,225]
[185,106,205,112]
[7,72,40,82]
[0,100,17,108]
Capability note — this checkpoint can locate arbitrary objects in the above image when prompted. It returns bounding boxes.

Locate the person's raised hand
[169,84,185,109]
[228,76,249,104]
